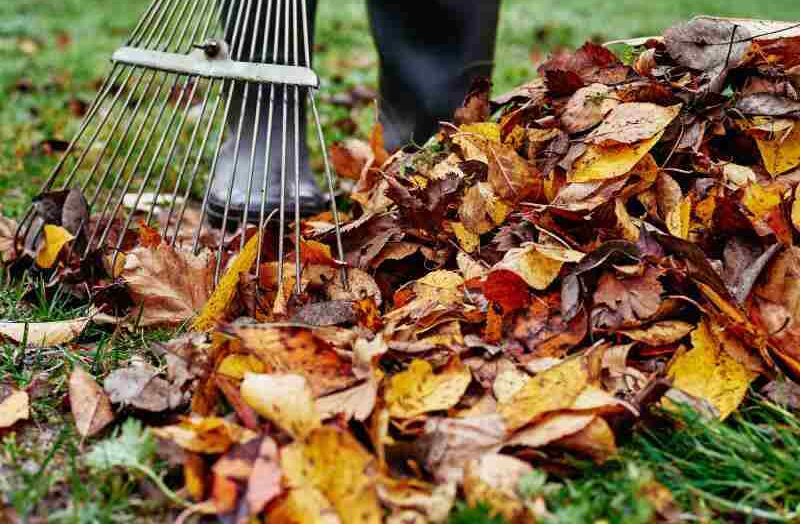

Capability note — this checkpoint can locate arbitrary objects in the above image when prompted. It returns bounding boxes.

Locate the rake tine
[139,0,216,224]
[158,0,226,238]
[238,0,269,250]
[276,0,292,302]
[300,0,346,288]
[254,0,283,304]
[84,71,172,255]
[291,0,302,293]
[190,0,256,255]
[213,0,258,283]
[173,81,223,247]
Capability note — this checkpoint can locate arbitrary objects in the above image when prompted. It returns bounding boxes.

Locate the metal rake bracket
[112,43,320,87]
[15,0,347,305]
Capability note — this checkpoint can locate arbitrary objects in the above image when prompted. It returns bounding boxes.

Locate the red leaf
[483,269,531,312]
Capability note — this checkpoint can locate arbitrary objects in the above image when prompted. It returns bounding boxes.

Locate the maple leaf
[121,244,213,326]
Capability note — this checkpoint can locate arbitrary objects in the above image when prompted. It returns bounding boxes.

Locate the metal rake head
[14,0,345,302]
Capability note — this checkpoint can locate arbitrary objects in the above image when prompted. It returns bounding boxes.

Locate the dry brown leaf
[422,414,506,484]
[463,454,534,523]
[315,378,378,422]
[121,245,213,326]
[330,138,374,180]
[378,477,456,523]
[561,83,620,134]
[506,412,595,448]
[69,367,114,438]
[0,214,18,263]
[104,359,184,412]
[589,103,681,146]
[0,389,29,429]
[0,315,91,347]
[620,320,695,345]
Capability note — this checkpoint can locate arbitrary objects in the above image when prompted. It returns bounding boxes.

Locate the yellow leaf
[498,357,589,432]
[277,426,382,524]
[151,416,256,454]
[216,354,266,379]
[668,321,757,420]
[460,122,501,143]
[269,486,336,524]
[452,221,480,253]
[742,183,782,220]
[240,373,321,439]
[494,244,565,291]
[666,196,692,239]
[385,359,471,418]
[554,416,617,462]
[414,270,465,305]
[35,224,74,268]
[0,389,29,429]
[568,131,663,183]
[793,185,800,233]
[748,119,800,175]
[192,232,260,331]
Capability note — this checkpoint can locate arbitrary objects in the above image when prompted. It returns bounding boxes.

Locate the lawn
[2,0,800,522]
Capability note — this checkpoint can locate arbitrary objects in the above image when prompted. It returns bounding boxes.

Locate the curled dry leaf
[0,315,91,347]
[560,83,620,134]
[192,232,259,332]
[122,245,213,326]
[0,389,29,429]
[506,412,595,449]
[240,372,321,439]
[619,320,695,345]
[0,214,18,263]
[35,224,73,268]
[69,367,114,438]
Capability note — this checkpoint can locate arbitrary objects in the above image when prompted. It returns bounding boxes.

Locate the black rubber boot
[367,0,501,150]
[208,0,324,226]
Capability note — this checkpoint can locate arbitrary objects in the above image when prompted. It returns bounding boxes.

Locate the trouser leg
[366,0,501,150]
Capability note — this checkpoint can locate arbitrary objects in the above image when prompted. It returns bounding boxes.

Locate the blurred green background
[2,0,800,216]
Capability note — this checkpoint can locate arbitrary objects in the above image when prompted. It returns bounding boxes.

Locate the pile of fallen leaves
[4,15,800,523]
